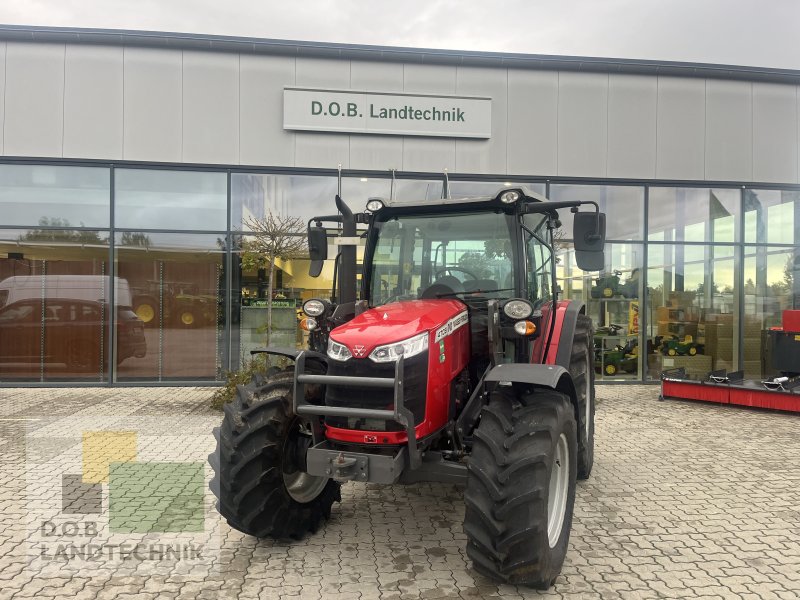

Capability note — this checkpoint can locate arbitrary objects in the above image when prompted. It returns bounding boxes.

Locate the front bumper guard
[293,351,422,481]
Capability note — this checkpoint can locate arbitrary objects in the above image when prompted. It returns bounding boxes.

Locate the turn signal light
[300,317,318,331]
[513,320,536,336]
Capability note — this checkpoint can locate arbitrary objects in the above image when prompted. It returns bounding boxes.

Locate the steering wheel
[435,267,479,282]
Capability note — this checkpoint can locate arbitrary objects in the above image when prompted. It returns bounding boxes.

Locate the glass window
[114,232,226,382]
[0,228,111,382]
[524,214,553,305]
[550,184,644,241]
[744,189,799,245]
[645,244,738,380]
[0,164,109,228]
[369,212,516,306]
[449,181,545,199]
[115,169,227,231]
[558,242,643,381]
[743,246,798,378]
[649,187,740,243]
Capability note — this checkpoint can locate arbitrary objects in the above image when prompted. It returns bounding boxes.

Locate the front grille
[325,351,428,432]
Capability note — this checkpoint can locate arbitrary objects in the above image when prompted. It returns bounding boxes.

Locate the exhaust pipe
[335,195,357,306]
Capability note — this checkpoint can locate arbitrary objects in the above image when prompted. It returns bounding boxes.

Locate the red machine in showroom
[661,309,800,413]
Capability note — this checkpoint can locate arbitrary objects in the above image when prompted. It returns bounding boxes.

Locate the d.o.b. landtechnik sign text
[283,88,491,138]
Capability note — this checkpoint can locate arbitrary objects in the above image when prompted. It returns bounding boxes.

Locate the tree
[20,217,105,244]
[242,213,308,344]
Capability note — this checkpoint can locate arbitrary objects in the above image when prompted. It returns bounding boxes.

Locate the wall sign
[283,87,491,139]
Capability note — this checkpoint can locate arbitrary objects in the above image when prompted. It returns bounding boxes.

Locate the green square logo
[109,462,204,533]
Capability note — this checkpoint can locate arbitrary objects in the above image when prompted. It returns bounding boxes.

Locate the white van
[0,275,133,308]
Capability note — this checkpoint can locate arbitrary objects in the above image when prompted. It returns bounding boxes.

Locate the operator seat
[421,275,464,299]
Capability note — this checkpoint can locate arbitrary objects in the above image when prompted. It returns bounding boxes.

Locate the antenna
[390,168,396,201]
[443,168,450,199]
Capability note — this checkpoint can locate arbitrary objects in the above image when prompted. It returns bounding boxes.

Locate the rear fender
[484,363,577,409]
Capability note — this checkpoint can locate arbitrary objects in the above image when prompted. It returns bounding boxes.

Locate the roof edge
[1,23,799,84]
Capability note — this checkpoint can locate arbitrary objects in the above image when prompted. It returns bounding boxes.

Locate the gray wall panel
[0,43,5,155]
[182,51,239,165]
[455,67,507,174]
[63,44,123,159]
[349,61,403,171]
[557,72,608,177]
[656,77,706,180]
[240,54,296,167]
[752,83,798,183]
[506,70,558,176]
[402,64,456,172]
[705,80,752,181]
[294,58,351,168]
[123,47,182,162]
[607,74,657,179]
[4,42,64,157]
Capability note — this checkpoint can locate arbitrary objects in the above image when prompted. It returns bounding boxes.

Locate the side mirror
[308,226,328,277]
[573,211,606,271]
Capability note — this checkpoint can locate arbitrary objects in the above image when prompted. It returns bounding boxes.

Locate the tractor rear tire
[208,371,340,539]
[571,314,595,480]
[463,388,577,588]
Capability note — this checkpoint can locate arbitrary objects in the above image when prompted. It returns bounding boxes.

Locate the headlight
[369,332,429,363]
[503,299,533,320]
[327,338,352,361]
[303,298,327,317]
[500,190,520,204]
[366,198,385,212]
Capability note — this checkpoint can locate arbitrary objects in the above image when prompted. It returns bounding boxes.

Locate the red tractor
[210,188,606,588]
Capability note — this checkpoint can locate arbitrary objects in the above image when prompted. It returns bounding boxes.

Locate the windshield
[369,211,516,306]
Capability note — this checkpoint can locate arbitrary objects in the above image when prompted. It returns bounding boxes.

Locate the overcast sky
[1,0,798,70]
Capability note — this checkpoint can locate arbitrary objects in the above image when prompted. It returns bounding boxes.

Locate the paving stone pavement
[1,384,798,600]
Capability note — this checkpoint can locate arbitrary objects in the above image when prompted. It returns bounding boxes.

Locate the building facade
[0,25,798,385]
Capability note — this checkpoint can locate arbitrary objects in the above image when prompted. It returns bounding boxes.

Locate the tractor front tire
[464,388,577,589]
[571,314,595,480]
[209,371,340,539]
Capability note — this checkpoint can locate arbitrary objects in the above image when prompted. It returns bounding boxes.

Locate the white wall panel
[4,43,64,157]
[455,67,507,174]
[705,80,752,181]
[557,72,608,177]
[507,70,558,176]
[240,54,295,167]
[123,47,182,162]
[607,75,657,179]
[402,64,456,172]
[182,51,239,164]
[656,77,706,180]
[349,61,403,170]
[0,43,5,156]
[752,83,798,183]
[63,45,123,159]
[294,58,351,168]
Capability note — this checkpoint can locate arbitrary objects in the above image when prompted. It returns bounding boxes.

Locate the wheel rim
[668,348,676,356]
[547,433,569,548]
[181,311,195,325]
[689,347,697,355]
[605,364,616,375]
[136,304,155,323]
[282,419,328,504]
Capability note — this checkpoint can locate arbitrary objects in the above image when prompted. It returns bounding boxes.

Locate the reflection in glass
[449,181,545,198]
[645,244,737,380]
[558,242,643,381]
[114,232,226,381]
[550,184,644,241]
[115,169,227,231]
[744,189,799,245]
[743,246,799,378]
[0,228,112,382]
[231,174,449,231]
[0,164,110,228]
[649,187,739,243]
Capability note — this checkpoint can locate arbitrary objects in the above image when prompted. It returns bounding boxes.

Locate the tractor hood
[329,299,467,357]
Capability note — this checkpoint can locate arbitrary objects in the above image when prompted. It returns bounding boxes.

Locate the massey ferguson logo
[353,345,366,357]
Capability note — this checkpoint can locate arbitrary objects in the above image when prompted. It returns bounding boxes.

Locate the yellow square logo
[82,431,137,484]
